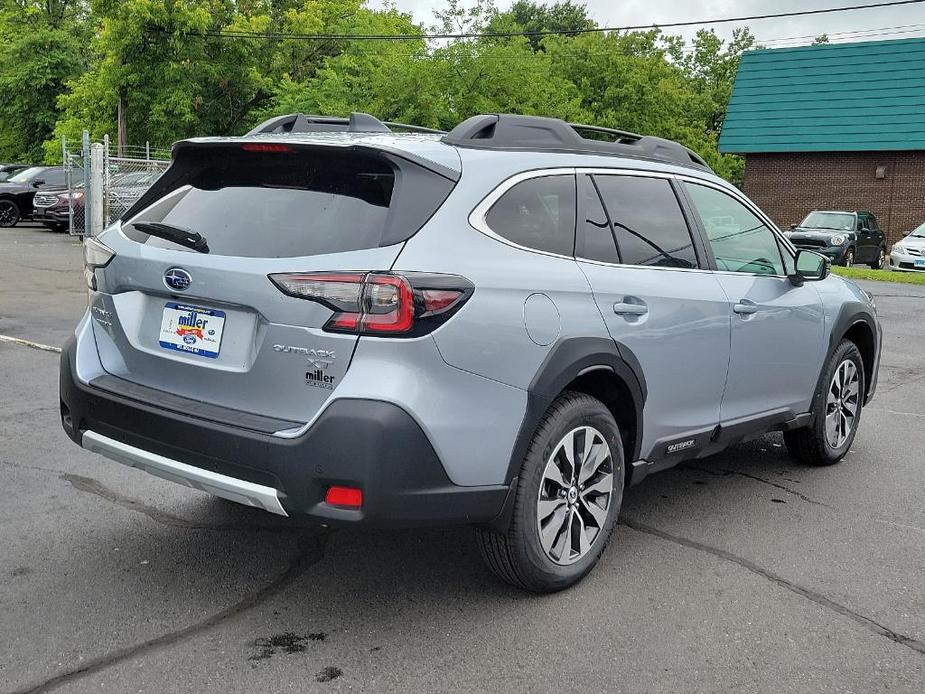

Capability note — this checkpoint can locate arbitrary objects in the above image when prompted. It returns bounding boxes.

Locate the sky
[370,0,925,47]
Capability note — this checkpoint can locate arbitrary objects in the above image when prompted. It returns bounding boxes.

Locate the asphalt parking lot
[1,224,924,693]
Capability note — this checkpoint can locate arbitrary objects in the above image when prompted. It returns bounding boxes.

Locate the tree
[51,0,366,156]
[485,0,595,50]
[0,1,90,162]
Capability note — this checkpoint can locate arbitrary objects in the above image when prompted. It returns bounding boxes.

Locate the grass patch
[832,265,925,285]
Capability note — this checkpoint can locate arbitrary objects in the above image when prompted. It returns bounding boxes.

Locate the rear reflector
[268,271,473,337]
[325,486,363,509]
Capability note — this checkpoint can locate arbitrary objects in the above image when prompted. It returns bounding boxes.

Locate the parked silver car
[60,113,882,592]
[889,222,925,272]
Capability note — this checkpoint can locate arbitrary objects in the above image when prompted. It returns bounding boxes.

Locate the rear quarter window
[483,174,576,256]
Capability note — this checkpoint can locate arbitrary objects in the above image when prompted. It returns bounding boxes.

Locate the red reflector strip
[325,486,363,509]
[421,289,463,315]
[241,143,293,153]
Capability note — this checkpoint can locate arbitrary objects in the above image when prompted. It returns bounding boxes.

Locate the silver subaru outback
[61,113,881,592]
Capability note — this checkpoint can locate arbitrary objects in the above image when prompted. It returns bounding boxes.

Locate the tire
[476,391,624,593]
[869,246,885,270]
[842,248,855,268]
[0,198,20,227]
[784,340,864,466]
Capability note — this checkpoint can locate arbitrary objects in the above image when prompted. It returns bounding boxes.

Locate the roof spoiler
[246,112,446,136]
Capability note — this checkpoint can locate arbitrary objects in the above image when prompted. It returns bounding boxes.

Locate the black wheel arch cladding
[827,304,878,401]
[503,336,646,484]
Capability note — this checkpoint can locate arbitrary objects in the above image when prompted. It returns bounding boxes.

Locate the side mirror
[32,179,45,187]
[790,249,829,286]
[789,223,797,229]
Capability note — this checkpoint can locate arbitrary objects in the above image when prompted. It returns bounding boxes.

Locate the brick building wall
[742,151,925,246]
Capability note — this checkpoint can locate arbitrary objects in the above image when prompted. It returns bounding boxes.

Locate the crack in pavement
[0,405,59,420]
[621,518,925,657]
[7,533,327,694]
[61,473,303,533]
[685,465,833,508]
[682,464,925,533]
[0,459,65,476]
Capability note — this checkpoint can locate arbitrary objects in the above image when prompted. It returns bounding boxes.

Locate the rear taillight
[268,271,473,337]
[83,237,115,291]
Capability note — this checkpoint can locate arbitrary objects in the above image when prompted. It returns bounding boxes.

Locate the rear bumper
[59,337,510,527]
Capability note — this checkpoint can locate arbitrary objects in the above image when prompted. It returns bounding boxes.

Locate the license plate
[158,302,225,358]
[915,259,925,268]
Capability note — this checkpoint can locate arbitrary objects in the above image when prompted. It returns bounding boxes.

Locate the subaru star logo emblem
[164,268,192,292]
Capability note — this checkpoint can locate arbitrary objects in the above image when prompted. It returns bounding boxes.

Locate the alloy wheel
[825,359,860,449]
[536,426,614,565]
[0,200,18,226]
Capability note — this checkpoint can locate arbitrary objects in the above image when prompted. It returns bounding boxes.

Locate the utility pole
[117,90,127,156]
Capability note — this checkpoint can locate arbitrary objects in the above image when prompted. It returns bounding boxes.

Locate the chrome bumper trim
[81,430,288,516]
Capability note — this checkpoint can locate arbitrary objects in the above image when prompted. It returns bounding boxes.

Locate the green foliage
[0,0,759,181]
[832,266,925,285]
[0,1,89,162]
[485,0,595,51]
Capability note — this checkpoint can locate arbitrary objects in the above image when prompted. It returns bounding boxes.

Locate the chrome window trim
[470,165,800,280]
[468,167,577,261]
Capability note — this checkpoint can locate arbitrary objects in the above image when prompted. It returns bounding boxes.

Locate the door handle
[613,301,648,316]
[733,299,758,315]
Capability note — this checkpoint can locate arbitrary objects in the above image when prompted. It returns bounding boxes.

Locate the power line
[156,0,925,42]
[758,22,925,46]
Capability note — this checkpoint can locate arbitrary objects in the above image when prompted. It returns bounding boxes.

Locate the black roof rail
[246,112,446,136]
[441,114,712,172]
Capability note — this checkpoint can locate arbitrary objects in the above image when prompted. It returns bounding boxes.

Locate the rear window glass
[126,149,396,258]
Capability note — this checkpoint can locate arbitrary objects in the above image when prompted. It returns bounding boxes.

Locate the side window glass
[858,216,868,231]
[45,170,65,187]
[484,174,576,256]
[593,175,698,268]
[576,175,619,263]
[684,183,785,276]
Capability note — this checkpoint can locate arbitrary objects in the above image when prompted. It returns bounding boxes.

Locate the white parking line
[868,407,925,419]
[0,334,62,354]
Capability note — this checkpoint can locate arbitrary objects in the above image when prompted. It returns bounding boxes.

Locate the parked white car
[890,222,925,272]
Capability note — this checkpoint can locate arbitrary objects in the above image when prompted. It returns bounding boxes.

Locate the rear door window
[576,175,619,264]
[484,174,576,256]
[125,147,450,259]
[592,174,699,268]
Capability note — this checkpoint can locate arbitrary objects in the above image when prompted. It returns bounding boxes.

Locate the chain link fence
[61,134,88,235]
[61,133,170,236]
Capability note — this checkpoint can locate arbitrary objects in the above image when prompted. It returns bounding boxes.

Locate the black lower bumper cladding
[59,338,509,527]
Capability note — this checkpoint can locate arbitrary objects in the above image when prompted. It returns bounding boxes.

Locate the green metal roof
[719,36,925,153]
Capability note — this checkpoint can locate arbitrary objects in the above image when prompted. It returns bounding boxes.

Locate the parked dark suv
[0,165,70,227]
[787,210,886,268]
[0,163,30,182]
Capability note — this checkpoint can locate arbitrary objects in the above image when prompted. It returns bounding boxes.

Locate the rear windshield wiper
[134,222,209,254]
